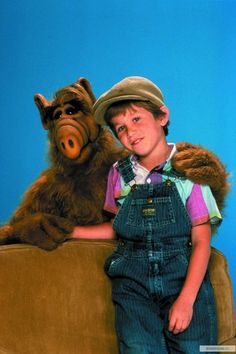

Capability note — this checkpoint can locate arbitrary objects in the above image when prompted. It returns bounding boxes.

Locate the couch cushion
[0,240,118,354]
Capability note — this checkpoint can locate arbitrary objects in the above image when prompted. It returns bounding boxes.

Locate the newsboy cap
[93,76,165,125]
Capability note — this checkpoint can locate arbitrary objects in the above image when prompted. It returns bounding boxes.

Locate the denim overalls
[104,157,217,354]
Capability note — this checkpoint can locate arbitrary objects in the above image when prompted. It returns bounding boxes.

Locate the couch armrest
[209,247,236,344]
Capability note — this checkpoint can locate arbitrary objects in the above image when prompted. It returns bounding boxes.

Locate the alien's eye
[53,111,62,120]
[66,107,77,115]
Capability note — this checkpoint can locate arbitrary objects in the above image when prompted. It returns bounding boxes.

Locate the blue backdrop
[1,0,235,304]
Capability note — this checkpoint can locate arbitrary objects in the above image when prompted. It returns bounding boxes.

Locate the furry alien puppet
[0,78,229,250]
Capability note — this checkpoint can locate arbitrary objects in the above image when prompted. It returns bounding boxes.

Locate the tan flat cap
[93,76,165,125]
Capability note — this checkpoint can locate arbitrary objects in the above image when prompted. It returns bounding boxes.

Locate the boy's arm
[168,223,211,334]
[70,221,116,240]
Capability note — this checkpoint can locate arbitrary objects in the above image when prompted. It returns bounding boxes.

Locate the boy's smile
[111,104,169,170]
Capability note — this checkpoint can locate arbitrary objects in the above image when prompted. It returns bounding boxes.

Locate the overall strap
[117,156,136,184]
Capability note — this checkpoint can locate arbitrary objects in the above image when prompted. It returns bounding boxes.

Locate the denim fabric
[104,157,217,354]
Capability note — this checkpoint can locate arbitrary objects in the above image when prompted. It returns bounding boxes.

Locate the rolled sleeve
[103,165,120,215]
[187,184,222,227]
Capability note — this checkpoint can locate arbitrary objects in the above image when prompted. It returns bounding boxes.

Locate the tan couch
[0,240,235,354]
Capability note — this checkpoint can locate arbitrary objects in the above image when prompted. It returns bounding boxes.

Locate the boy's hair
[104,100,169,136]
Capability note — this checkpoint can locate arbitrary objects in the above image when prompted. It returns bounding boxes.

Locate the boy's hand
[168,296,193,334]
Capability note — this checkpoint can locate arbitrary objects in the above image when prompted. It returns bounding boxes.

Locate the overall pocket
[104,252,125,278]
[162,248,192,287]
[127,196,175,228]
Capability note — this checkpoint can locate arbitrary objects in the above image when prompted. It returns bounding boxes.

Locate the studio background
[1,0,235,304]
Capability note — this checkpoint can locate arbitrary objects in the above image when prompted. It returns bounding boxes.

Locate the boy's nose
[127,125,136,137]
[127,130,135,141]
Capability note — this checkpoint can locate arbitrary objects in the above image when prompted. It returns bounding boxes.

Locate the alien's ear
[77,77,96,104]
[34,94,51,130]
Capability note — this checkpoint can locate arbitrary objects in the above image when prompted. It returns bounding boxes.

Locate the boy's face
[111,104,169,160]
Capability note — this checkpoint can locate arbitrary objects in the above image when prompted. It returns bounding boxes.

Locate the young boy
[71,76,221,354]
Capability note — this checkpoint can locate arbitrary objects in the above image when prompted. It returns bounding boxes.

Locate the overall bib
[104,157,217,354]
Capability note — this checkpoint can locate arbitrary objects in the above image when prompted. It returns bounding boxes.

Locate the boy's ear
[159,105,169,125]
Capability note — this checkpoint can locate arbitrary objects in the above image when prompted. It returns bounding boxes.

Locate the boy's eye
[116,126,125,134]
[133,117,140,123]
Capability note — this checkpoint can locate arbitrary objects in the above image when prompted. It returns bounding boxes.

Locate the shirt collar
[131,143,176,172]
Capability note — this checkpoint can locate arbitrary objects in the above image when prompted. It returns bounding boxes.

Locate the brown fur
[0,78,229,250]
[173,142,230,211]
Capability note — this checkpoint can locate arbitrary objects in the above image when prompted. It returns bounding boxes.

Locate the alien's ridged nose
[55,120,89,160]
[58,134,81,159]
